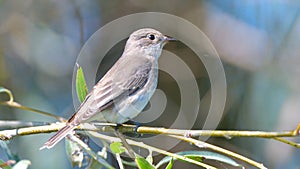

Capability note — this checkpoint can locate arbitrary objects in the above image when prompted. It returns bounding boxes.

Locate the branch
[0,123,67,140]
[1,122,299,168]
[0,120,50,129]
[135,126,299,138]
[0,101,64,121]
[88,131,217,169]
[170,135,267,169]
[0,122,299,148]
[97,123,300,148]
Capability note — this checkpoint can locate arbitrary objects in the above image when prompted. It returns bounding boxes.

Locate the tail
[40,124,76,150]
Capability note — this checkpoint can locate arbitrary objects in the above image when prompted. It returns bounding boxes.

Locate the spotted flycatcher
[41,28,175,149]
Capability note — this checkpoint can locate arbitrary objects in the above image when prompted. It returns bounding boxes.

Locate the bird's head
[124,28,175,58]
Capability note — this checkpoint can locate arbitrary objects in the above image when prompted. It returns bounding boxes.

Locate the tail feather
[40,124,75,150]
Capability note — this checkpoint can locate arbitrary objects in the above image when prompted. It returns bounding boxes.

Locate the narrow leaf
[0,159,13,169]
[135,157,155,169]
[165,158,174,169]
[146,150,153,164]
[76,64,88,103]
[110,142,126,154]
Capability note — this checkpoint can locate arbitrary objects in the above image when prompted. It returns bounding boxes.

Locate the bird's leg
[114,128,136,159]
[125,120,141,134]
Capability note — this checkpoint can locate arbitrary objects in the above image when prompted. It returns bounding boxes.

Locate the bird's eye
[147,34,155,40]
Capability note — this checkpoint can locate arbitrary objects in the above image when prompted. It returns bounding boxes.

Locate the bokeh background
[0,1,300,169]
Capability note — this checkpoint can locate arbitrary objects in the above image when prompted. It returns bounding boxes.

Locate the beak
[163,35,176,42]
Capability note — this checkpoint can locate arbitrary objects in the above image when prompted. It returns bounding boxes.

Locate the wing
[122,63,152,96]
[69,58,153,125]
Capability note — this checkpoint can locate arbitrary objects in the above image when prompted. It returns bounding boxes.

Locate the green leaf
[165,158,174,169]
[146,150,153,164]
[76,64,88,103]
[12,160,31,169]
[110,142,126,154]
[65,138,84,168]
[135,157,155,169]
[0,87,14,102]
[156,151,243,168]
[0,159,13,169]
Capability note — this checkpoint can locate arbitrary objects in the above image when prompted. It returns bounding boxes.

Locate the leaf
[0,159,13,169]
[0,87,14,102]
[12,160,31,169]
[156,151,243,168]
[165,158,174,169]
[76,64,88,103]
[110,142,126,154]
[65,137,84,168]
[135,157,155,169]
[146,150,153,164]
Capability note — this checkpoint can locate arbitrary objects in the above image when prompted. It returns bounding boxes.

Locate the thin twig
[0,101,64,121]
[0,120,50,129]
[96,124,299,138]
[273,137,300,148]
[0,122,299,149]
[135,126,297,138]
[114,130,136,159]
[170,135,267,169]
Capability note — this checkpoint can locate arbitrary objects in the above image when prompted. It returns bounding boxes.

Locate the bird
[40,28,175,149]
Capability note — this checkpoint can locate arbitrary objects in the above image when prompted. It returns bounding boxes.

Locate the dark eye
[147,34,155,40]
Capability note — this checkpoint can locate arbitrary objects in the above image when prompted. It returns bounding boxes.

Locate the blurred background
[0,0,300,168]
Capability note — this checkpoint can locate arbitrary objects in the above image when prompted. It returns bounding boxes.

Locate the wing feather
[70,58,153,124]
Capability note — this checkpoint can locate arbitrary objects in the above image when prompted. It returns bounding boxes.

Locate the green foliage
[76,64,88,103]
[0,160,31,169]
[0,160,12,169]
[110,142,126,154]
[135,157,155,169]
[145,150,153,164]
[165,158,174,169]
